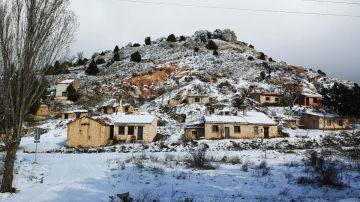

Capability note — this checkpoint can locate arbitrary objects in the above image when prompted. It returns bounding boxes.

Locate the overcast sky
[69,0,360,83]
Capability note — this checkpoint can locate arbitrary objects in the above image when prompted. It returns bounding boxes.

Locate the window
[254,126,259,135]
[212,125,219,132]
[327,119,332,126]
[234,126,241,133]
[339,119,344,126]
[313,98,318,103]
[195,98,201,103]
[266,97,270,101]
[62,92,67,97]
[76,113,81,118]
[128,126,134,135]
[118,126,125,135]
[275,98,279,102]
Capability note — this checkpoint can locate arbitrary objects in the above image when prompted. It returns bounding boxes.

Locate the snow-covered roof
[104,112,156,124]
[57,79,75,84]
[301,88,322,98]
[64,110,88,114]
[304,111,340,118]
[204,111,276,125]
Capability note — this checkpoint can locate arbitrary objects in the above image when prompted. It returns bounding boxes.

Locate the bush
[269,57,274,62]
[85,60,99,75]
[66,85,79,102]
[186,145,214,169]
[95,58,106,65]
[260,71,266,80]
[247,56,254,61]
[132,43,141,47]
[167,34,176,42]
[206,40,218,50]
[249,44,254,49]
[179,35,186,42]
[130,51,142,62]
[213,50,219,56]
[258,52,266,60]
[113,45,120,53]
[145,37,151,45]
[194,47,199,52]
[46,61,69,75]
[100,52,105,56]
[113,52,121,61]
[255,161,271,176]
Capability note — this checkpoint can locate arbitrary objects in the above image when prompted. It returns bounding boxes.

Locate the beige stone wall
[63,112,89,120]
[299,96,321,108]
[101,107,115,114]
[204,123,278,139]
[303,114,350,129]
[117,105,135,114]
[113,118,157,143]
[55,80,79,100]
[187,96,210,104]
[168,99,180,106]
[259,95,281,105]
[184,128,205,141]
[36,106,50,116]
[67,117,111,148]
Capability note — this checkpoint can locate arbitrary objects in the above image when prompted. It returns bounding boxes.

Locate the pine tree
[113,45,120,53]
[130,51,142,62]
[167,34,176,42]
[145,37,151,45]
[206,40,218,50]
[67,85,79,102]
[114,52,121,61]
[85,60,99,75]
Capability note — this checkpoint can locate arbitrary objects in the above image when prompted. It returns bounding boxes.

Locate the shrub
[66,85,80,102]
[95,58,106,64]
[130,51,142,62]
[255,161,271,176]
[113,52,121,61]
[247,56,254,61]
[132,43,141,47]
[100,52,105,56]
[186,145,214,169]
[76,59,86,66]
[249,44,254,49]
[194,47,199,52]
[258,52,266,60]
[206,40,218,50]
[167,34,176,42]
[260,71,266,80]
[317,69,326,76]
[213,50,219,56]
[145,37,151,45]
[269,57,274,62]
[113,45,120,53]
[85,60,99,75]
[179,35,186,42]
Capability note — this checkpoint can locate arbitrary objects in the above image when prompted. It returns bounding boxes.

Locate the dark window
[192,131,197,135]
[266,97,270,101]
[195,98,201,103]
[76,113,80,118]
[339,119,343,126]
[234,126,241,133]
[62,92,67,97]
[128,126,134,135]
[313,98,318,103]
[110,125,114,139]
[275,98,279,102]
[118,126,125,135]
[212,125,219,132]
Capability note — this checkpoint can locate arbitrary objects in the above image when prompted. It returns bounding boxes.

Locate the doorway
[224,127,230,139]
[264,127,270,139]
[137,126,144,141]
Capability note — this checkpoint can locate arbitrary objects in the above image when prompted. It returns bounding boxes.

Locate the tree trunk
[1,142,20,193]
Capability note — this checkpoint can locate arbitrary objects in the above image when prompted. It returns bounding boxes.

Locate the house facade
[67,117,113,148]
[187,94,210,105]
[111,113,157,143]
[204,111,278,140]
[184,122,205,141]
[35,104,50,117]
[298,92,322,108]
[62,110,89,120]
[250,93,283,106]
[301,111,350,130]
[55,79,79,101]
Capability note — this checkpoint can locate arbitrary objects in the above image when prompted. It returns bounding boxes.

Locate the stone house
[187,94,210,105]
[99,99,136,115]
[284,82,303,94]
[184,121,205,141]
[67,117,113,148]
[204,111,278,140]
[298,91,322,108]
[62,110,89,120]
[301,111,350,130]
[111,112,157,143]
[250,93,283,106]
[35,104,50,117]
[55,79,79,101]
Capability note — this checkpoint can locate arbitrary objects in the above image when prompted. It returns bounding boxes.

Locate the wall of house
[62,112,89,120]
[67,118,111,148]
[259,95,282,105]
[101,107,115,114]
[55,83,70,99]
[113,118,157,143]
[187,96,210,104]
[168,99,180,106]
[204,123,278,139]
[184,128,205,141]
[117,105,135,114]
[302,114,350,129]
[35,106,50,116]
[299,96,321,108]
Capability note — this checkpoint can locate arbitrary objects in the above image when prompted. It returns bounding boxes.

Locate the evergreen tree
[179,35,186,42]
[67,85,79,102]
[85,60,99,75]
[95,58,106,64]
[113,45,120,53]
[145,37,151,45]
[260,71,266,80]
[167,34,176,42]
[114,52,121,61]
[206,40,218,50]
[130,51,142,62]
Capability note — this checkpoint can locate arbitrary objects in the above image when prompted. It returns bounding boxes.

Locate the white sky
[70,0,360,83]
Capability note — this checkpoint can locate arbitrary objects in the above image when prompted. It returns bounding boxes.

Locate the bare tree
[0,0,77,192]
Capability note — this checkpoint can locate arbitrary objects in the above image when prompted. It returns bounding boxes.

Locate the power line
[301,0,360,5]
[117,0,360,18]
